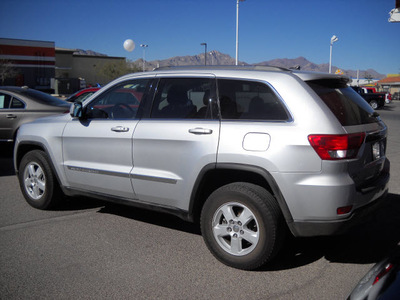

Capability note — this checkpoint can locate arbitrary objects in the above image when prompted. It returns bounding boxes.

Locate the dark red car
[66,87,101,103]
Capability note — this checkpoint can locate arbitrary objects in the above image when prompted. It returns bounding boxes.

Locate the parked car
[0,86,70,143]
[359,87,392,104]
[351,86,386,109]
[361,87,377,93]
[14,66,390,270]
[385,93,392,104]
[347,246,400,299]
[66,87,100,103]
[360,87,392,104]
[392,92,400,100]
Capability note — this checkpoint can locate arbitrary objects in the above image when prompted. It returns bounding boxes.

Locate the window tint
[22,89,67,106]
[151,77,217,119]
[75,92,95,103]
[11,98,25,109]
[86,79,151,119]
[0,93,12,109]
[217,79,289,121]
[307,80,378,126]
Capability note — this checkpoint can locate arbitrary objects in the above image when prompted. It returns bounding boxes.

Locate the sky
[0,0,399,75]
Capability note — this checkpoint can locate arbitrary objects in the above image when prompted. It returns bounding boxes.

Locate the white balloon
[123,39,135,52]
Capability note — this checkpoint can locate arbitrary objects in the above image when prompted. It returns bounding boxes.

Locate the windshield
[307,80,378,126]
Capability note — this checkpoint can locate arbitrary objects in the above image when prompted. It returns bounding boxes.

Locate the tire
[18,150,62,209]
[200,182,285,270]
[369,100,378,110]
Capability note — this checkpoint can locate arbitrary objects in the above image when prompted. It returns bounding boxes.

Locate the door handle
[6,114,17,119]
[188,127,213,135]
[111,126,129,132]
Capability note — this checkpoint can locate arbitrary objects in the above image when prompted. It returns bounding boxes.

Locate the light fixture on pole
[140,44,148,72]
[236,0,245,65]
[209,51,214,65]
[329,35,338,74]
[200,43,207,65]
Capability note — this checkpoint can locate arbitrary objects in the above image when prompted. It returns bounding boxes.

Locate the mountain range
[134,51,386,79]
[74,49,385,79]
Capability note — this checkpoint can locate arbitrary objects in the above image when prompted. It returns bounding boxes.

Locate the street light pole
[140,44,148,72]
[209,51,214,65]
[236,0,245,65]
[329,35,338,73]
[200,43,207,65]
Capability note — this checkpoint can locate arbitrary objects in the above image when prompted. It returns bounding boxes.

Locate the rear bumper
[288,189,388,237]
[287,159,390,237]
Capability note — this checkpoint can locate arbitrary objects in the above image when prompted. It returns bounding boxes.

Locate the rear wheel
[18,150,62,209]
[369,100,378,110]
[201,182,285,270]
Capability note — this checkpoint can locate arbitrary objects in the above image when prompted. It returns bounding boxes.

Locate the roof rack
[153,65,292,72]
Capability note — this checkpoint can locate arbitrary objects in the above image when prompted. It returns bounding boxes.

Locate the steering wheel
[110,103,135,119]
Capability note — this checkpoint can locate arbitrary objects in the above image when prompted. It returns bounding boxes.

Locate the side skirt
[61,186,192,222]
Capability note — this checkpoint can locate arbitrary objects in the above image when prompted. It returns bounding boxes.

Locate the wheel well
[15,143,45,173]
[190,166,286,224]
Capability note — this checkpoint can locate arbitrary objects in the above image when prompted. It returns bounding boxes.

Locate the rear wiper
[370,112,380,118]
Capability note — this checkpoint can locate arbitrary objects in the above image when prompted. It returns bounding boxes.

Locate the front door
[62,78,152,199]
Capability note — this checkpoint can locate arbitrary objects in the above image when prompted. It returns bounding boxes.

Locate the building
[377,74,400,95]
[55,48,126,94]
[0,38,55,91]
[1,38,127,94]
[349,78,380,87]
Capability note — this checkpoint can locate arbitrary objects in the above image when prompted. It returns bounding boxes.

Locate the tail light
[308,133,365,160]
[373,263,394,285]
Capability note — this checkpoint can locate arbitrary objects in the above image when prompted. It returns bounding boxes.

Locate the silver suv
[14,66,390,270]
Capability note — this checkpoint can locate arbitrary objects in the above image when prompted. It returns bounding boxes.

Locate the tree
[97,60,140,82]
[0,59,18,85]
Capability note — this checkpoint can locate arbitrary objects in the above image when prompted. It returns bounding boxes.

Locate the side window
[151,77,217,119]
[0,93,12,109]
[85,79,151,119]
[217,79,289,121]
[75,92,94,103]
[10,98,25,109]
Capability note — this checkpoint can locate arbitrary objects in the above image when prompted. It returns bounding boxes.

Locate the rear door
[0,92,25,141]
[131,75,220,210]
[62,78,153,199]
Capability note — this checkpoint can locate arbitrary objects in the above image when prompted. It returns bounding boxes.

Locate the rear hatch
[306,78,389,193]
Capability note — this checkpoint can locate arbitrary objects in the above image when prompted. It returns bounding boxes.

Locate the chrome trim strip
[130,174,177,184]
[67,166,130,178]
[67,166,177,184]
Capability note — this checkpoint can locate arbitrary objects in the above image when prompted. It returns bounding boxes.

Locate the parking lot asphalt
[0,101,399,299]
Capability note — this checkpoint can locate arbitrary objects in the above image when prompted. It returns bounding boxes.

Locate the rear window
[22,89,68,106]
[217,79,289,121]
[307,80,378,126]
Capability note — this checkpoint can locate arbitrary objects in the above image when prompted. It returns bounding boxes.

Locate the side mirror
[70,102,83,118]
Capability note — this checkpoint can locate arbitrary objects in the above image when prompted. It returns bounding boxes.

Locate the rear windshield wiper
[370,112,380,118]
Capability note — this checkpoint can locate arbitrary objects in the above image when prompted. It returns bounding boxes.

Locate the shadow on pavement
[0,144,15,176]
[97,192,400,271]
[98,203,201,235]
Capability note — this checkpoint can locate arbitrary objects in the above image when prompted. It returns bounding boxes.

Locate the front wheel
[200,182,285,270]
[18,150,62,209]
